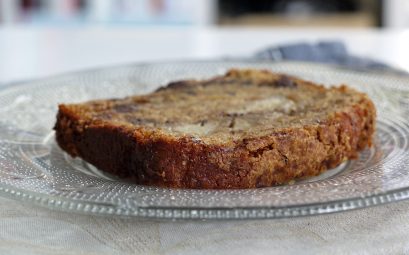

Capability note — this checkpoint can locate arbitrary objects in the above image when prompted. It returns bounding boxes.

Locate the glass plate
[1,60,409,220]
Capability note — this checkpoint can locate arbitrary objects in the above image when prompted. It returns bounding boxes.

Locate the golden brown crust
[54,69,376,189]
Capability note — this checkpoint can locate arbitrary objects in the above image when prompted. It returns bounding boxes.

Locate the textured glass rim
[1,182,409,220]
[1,59,409,220]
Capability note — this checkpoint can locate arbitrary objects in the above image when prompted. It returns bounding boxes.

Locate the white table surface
[1,27,409,84]
[1,26,409,255]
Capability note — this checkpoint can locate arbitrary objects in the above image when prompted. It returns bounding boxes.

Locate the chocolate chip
[202,77,237,87]
[259,75,297,88]
[226,113,243,128]
[156,80,193,91]
[228,117,236,128]
[274,75,297,88]
[199,120,208,126]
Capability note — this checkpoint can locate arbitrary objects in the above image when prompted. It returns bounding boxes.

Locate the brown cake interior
[65,70,368,145]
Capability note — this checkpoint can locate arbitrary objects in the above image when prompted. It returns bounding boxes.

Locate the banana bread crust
[54,69,376,189]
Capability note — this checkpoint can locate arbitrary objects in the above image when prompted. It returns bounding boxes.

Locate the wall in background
[384,0,409,27]
[0,0,408,28]
[0,0,217,26]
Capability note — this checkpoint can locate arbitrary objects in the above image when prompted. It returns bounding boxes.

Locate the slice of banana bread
[54,69,376,189]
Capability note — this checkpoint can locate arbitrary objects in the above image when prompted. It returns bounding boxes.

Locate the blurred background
[1,0,409,84]
[1,0,408,28]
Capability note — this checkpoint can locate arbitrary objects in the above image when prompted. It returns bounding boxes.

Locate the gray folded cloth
[255,41,405,74]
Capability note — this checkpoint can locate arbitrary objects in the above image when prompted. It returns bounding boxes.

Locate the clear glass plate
[1,60,409,220]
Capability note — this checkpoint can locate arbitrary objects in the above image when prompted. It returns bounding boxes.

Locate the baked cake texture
[54,69,376,189]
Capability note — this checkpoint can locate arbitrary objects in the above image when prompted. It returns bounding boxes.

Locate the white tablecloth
[1,27,409,254]
[1,196,409,255]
